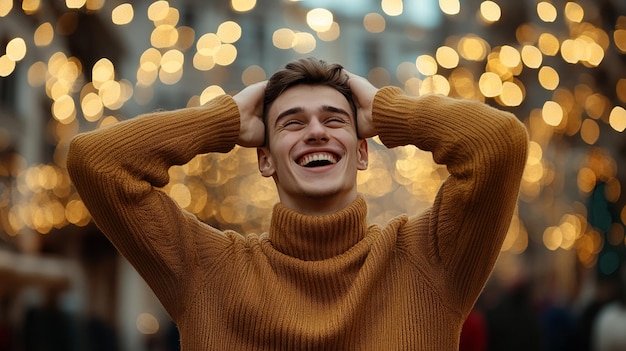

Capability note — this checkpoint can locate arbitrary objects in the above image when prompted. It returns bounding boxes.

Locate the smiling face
[257,84,368,215]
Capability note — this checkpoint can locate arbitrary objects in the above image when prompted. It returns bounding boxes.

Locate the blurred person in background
[592,264,626,351]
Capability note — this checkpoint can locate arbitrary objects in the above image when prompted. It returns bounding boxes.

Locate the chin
[300,185,352,199]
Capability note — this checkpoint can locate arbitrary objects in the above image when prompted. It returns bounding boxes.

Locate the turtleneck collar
[268,195,368,261]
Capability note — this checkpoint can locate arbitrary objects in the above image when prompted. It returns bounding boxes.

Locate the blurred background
[1,0,626,350]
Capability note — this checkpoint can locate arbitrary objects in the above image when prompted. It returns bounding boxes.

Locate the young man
[67,57,528,350]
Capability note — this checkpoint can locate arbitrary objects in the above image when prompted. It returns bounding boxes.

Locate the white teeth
[298,153,338,167]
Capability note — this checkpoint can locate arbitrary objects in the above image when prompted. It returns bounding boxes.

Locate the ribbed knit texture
[67,88,528,350]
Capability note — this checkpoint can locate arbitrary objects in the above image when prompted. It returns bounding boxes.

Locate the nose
[305,118,329,143]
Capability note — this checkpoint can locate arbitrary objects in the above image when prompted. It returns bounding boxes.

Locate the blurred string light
[0,0,624,269]
[479,1,501,23]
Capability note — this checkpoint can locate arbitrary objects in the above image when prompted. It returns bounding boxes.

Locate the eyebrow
[274,105,352,127]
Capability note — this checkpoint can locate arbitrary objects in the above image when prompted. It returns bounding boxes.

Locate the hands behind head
[234,80,267,147]
[344,71,377,139]
[233,71,378,148]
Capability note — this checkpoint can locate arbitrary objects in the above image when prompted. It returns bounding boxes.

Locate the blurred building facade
[1,0,626,350]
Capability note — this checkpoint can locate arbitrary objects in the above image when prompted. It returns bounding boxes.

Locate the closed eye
[325,117,348,127]
[281,119,305,130]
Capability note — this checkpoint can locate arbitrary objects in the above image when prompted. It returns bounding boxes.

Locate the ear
[257,147,275,177]
[356,139,368,170]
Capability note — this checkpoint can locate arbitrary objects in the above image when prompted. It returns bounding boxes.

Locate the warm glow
[214,44,237,65]
[66,0,85,9]
[241,65,266,86]
[27,61,47,87]
[521,45,543,68]
[538,66,559,90]
[585,94,606,119]
[564,2,584,23]
[140,48,162,72]
[317,22,340,41]
[537,2,557,22]
[382,0,403,16]
[420,75,450,96]
[550,33,596,65]
[439,0,460,15]
[6,38,27,61]
[364,13,386,33]
[136,313,160,335]
[155,7,179,27]
[217,21,242,43]
[147,1,169,22]
[543,227,562,251]
[92,58,115,88]
[538,33,560,56]
[499,45,521,68]
[500,81,524,106]
[81,92,104,122]
[292,32,316,54]
[159,67,183,85]
[435,46,459,69]
[542,101,563,126]
[307,8,333,32]
[51,94,76,124]
[0,55,15,77]
[151,24,179,48]
[231,0,256,12]
[86,0,104,11]
[177,26,196,51]
[480,1,501,23]
[448,68,476,99]
[0,0,623,298]
[479,72,502,97]
[100,80,123,109]
[0,0,12,17]
[34,22,54,46]
[22,0,40,14]
[112,3,134,25]
[458,35,489,61]
[272,28,295,49]
[609,106,626,132]
[170,183,192,208]
[580,119,600,145]
[200,85,226,105]
[197,33,221,56]
[416,55,438,76]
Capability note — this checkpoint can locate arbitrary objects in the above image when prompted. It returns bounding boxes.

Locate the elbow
[506,114,529,158]
[66,133,104,187]
[490,110,528,153]
[67,134,88,174]
[495,114,529,173]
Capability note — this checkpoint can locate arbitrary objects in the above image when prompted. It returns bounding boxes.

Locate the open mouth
[297,152,340,168]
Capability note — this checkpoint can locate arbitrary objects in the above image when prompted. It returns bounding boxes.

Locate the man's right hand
[233,81,267,147]
[345,71,378,139]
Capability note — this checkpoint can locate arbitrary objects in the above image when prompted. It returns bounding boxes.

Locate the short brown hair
[263,57,356,121]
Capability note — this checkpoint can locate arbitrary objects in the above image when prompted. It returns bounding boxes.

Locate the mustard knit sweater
[67,87,528,350]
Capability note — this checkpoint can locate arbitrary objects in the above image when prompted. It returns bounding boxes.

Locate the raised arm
[66,94,243,319]
[372,87,528,312]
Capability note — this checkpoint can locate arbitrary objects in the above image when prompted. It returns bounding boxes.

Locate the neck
[278,192,358,216]
[269,194,368,260]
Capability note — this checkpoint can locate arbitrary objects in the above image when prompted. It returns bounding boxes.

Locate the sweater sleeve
[66,95,241,319]
[372,87,528,312]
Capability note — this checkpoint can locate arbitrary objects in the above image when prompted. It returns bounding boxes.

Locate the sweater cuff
[372,86,417,148]
[200,94,241,154]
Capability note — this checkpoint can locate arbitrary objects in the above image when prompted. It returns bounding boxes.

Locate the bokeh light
[1,3,625,348]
